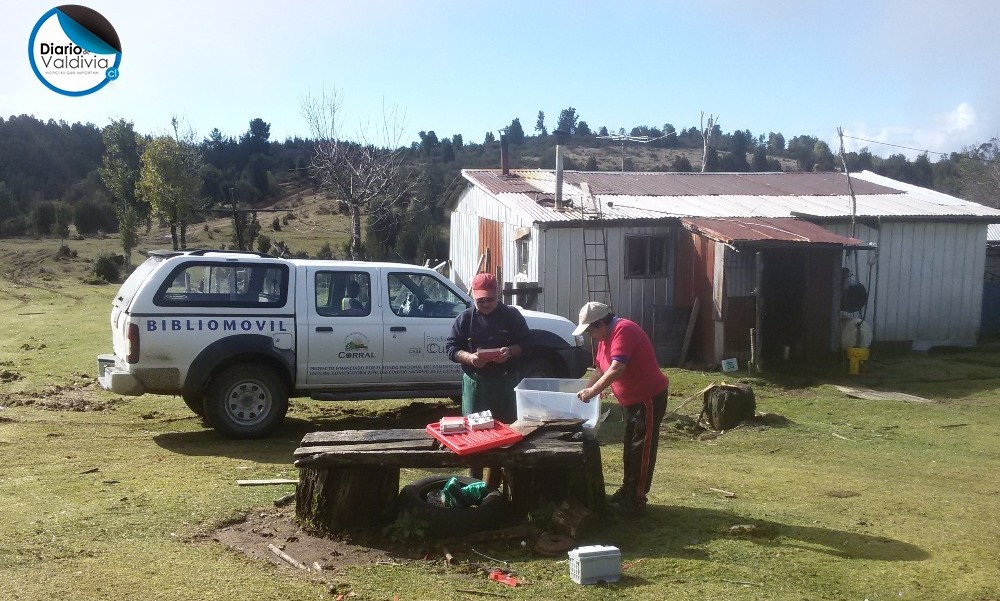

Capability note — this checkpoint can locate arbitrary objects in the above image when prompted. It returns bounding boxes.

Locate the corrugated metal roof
[559,170,900,196]
[460,169,1000,223]
[988,224,1000,242]
[682,217,867,246]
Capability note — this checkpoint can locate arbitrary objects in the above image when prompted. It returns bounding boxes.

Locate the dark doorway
[760,250,806,363]
[759,248,839,366]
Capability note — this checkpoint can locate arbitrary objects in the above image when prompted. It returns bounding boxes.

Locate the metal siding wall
[537,223,675,333]
[827,220,986,345]
[449,187,534,293]
[608,225,673,338]
[538,227,587,321]
[724,248,755,297]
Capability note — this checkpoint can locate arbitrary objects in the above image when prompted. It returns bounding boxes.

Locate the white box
[514,378,600,432]
[467,410,495,430]
[568,545,621,584]
[439,416,466,433]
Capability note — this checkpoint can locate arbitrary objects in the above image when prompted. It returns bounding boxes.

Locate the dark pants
[621,387,669,504]
[461,371,519,423]
[462,371,520,488]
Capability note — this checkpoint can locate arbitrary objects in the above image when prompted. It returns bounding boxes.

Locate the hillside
[0,184,355,291]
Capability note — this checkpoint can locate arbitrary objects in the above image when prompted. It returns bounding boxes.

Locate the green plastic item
[440,477,491,508]
[460,481,489,504]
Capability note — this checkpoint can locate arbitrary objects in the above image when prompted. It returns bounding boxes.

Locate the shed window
[625,235,670,278]
[515,238,530,275]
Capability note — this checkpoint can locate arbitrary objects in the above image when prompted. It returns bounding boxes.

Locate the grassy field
[1,230,998,601]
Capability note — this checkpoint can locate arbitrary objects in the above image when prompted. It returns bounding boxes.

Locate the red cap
[470,272,498,298]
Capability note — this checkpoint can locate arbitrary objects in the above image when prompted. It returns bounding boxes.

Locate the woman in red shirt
[575,302,669,516]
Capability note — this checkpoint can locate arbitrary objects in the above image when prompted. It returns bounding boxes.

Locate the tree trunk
[170,223,179,250]
[504,439,605,514]
[350,203,362,259]
[703,384,756,430]
[296,466,400,533]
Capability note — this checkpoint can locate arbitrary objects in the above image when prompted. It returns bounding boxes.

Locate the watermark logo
[28,5,121,97]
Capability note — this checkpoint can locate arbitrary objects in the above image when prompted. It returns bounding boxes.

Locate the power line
[841,134,1000,165]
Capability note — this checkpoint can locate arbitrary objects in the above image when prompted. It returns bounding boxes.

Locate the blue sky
[3,0,998,159]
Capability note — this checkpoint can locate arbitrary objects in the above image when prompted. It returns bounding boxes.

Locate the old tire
[398,475,513,536]
[205,364,288,439]
[181,390,205,417]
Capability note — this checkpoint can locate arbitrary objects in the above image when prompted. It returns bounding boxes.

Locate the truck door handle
[390,326,406,332]
[316,326,333,332]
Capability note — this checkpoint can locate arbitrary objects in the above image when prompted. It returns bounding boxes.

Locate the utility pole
[837,127,859,239]
[700,112,719,172]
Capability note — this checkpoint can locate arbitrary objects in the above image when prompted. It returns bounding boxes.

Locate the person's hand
[577,387,598,402]
[469,352,488,368]
[492,346,511,364]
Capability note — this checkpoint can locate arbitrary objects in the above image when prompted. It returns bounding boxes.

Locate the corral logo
[28,5,122,96]
[340,333,375,359]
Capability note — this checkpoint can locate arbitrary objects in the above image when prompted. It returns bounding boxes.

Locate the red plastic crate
[426,420,524,455]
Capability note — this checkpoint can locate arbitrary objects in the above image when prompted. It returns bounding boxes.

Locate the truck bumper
[556,345,592,379]
[97,354,146,396]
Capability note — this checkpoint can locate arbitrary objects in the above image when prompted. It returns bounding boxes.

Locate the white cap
[572,302,611,336]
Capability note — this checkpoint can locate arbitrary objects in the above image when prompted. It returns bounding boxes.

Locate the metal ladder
[580,183,612,306]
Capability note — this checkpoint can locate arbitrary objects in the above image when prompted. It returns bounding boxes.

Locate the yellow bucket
[846,347,870,375]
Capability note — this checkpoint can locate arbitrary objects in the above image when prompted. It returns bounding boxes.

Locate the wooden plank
[834,386,933,404]
[679,296,701,366]
[300,429,432,447]
[293,438,438,457]
[236,478,298,486]
[294,433,586,470]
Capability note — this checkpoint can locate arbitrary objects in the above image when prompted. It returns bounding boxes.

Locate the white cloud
[838,103,983,160]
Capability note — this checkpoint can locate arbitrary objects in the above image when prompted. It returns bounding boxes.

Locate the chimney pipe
[555,144,564,210]
[500,134,509,176]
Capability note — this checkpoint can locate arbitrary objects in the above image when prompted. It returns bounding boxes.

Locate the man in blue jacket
[446,272,531,424]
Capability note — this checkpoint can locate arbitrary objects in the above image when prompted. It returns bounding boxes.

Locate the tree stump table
[293,427,604,533]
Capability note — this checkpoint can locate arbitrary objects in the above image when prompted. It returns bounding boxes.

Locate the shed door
[478,217,503,282]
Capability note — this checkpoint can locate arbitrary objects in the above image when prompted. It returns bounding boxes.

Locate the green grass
[1,235,998,600]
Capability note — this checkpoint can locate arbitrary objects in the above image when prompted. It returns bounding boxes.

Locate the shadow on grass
[151,400,455,462]
[599,505,929,563]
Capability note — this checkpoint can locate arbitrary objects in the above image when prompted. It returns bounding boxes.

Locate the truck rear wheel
[181,390,205,417]
[521,355,558,379]
[205,364,288,438]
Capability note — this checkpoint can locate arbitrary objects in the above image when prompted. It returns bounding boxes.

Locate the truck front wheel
[205,364,288,438]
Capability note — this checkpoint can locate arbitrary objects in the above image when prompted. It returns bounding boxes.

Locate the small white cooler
[568,545,621,584]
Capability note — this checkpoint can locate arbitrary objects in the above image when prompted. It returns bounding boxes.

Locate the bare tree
[700,112,720,173]
[301,88,416,259]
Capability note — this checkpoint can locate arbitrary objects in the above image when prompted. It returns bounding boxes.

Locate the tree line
[1,109,997,269]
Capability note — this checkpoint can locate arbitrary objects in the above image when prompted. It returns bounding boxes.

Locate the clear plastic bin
[514,378,600,431]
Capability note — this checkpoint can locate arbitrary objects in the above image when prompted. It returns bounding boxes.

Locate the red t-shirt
[595,317,670,406]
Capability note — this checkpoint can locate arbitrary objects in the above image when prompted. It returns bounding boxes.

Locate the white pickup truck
[97,250,589,438]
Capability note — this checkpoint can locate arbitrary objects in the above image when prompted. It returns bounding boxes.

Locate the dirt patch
[0,370,23,383]
[0,385,123,412]
[311,400,455,430]
[203,505,427,594]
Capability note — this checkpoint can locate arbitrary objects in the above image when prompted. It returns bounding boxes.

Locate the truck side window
[154,263,288,307]
[387,272,468,318]
[315,271,371,317]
